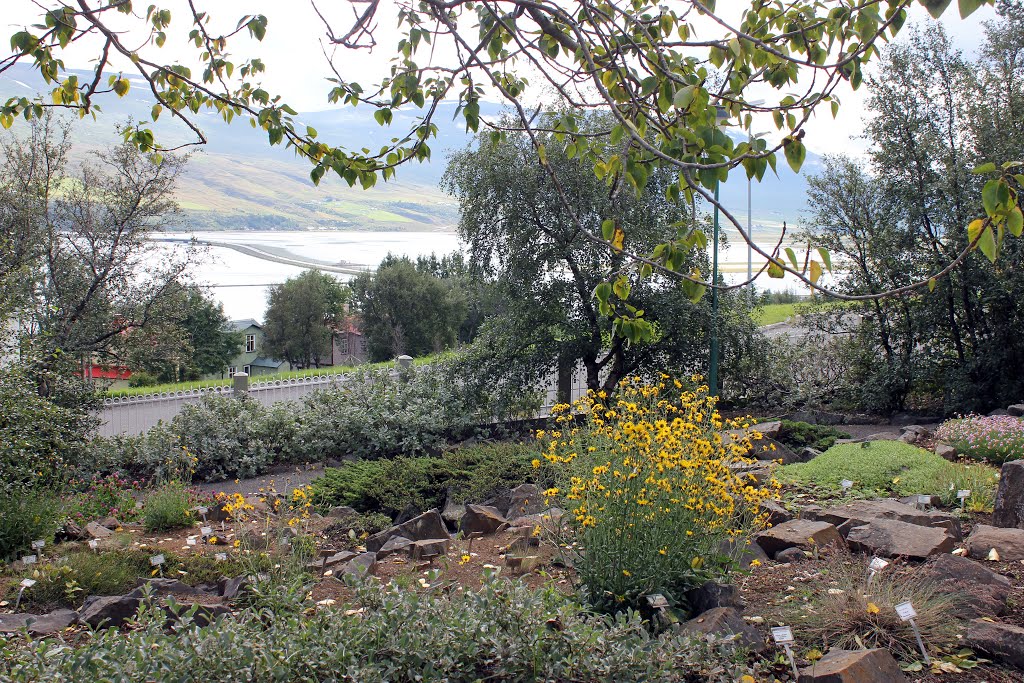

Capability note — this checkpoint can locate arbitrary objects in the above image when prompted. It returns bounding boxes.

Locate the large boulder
[507,507,564,531]
[993,460,1024,529]
[965,525,1024,561]
[1008,404,1024,417]
[967,619,1024,669]
[684,582,742,615]
[815,499,961,539]
[759,500,792,526]
[920,554,1011,618]
[846,518,956,559]
[459,504,507,535]
[79,594,142,628]
[754,520,844,559]
[934,443,957,461]
[0,609,78,635]
[341,552,377,577]
[365,509,450,553]
[797,648,907,682]
[85,521,114,539]
[679,607,765,653]
[506,484,545,518]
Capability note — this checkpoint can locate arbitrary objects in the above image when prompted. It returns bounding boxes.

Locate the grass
[753,303,800,326]
[779,441,999,509]
[101,354,440,398]
[142,482,194,532]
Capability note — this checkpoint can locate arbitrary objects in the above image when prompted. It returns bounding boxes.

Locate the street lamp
[709,104,728,398]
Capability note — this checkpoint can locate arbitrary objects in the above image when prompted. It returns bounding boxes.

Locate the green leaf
[983,178,1010,216]
[817,247,832,272]
[958,0,986,18]
[601,219,615,241]
[682,277,707,303]
[1008,206,1023,238]
[784,247,799,270]
[919,0,953,19]
[767,260,785,278]
[784,138,806,173]
[673,85,696,110]
[928,277,937,292]
[972,162,997,174]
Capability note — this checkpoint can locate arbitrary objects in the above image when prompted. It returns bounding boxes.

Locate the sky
[1,1,1001,159]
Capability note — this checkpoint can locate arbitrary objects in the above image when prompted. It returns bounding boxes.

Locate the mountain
[1,62,815,235]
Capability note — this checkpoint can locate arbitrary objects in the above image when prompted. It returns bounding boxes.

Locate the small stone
[365,509,450,553]
[759,500,792,526]
[684,581,742,615]
[408,538,450,560]
[775,547,807,564]
[459,504,506,535]
[85,521,114,539]
[341,552,377,577]
[797,648,907,682]
[376,536,414,559]
[679,606,765,653]
[753,519,844,559]
[505,484,544,518]
[934,443,957,461]
[79,595,141,628]
[0,609,78,635]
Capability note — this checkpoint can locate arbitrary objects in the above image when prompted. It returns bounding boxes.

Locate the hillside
[1,63,816,234]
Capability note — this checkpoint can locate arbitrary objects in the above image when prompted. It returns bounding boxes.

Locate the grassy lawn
[101,354,441,398]
[753,303,799,326]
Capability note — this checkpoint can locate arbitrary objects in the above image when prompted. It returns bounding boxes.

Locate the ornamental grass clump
[936,414,1024,464]
[540,375,778,615]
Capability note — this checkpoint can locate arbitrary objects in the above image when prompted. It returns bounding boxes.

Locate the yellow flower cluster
[538,374,779,599]
[217,492,255,521]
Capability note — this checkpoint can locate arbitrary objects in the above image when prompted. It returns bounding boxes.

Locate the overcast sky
[2,1,1001,158]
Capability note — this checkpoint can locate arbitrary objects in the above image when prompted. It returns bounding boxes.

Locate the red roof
[78,365,132,380]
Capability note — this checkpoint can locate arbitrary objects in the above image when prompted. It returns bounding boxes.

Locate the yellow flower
[622,569,631,577]
[531,459,541,469]
[866,602,880,614]
[459,554,471,565]
[749,559,761,568]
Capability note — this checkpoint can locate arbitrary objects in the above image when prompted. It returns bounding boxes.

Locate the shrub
[1,577,767,682]
[780,441,999,506]
[310,442,548,518]
[63,474,143,525]
[776,420,850,452]
[936,414,1024,464]
[542,376,777,615]
[0,488,64,561]
[142,482,194,532]
[785,552,959,662]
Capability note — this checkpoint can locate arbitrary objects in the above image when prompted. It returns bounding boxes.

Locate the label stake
[896,601,930,665]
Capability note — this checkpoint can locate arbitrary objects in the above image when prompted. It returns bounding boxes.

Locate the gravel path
[194,462,328,496]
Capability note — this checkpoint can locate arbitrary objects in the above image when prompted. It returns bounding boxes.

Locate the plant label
[88,539,99,550]
[957,489,971,500]
[869,557,890,572]
[186,538,197,546]
[22,555,37,565]
[31,540,45,550]
[214,552,227,561]
[201,526,213,537]
[150,554,165,566]
[646,594,669,609]
[197,507,208,516]
[20,579,36,589]
[840,479,854,491]
[916,495,931,507]
[771,626,795,645]
[895,601,917,621]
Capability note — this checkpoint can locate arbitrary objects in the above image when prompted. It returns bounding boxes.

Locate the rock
[482,490,513,517]
[201,501,231,522]
[993,460,1024,529]
[365,509,450,553]
[920,554,1011,618]
[685,582,742,615]
[747,438,802,465]
[967,619,1024,669]
[759,500,792,526]
[59,521,88,542]
[327,505,359,520]
[798,504,825,520]
[775,547,807,563]
[1008,404,1024,417]
[376,536,414,559]
[217,576,249,599]
[859,432,902,442]
[320,550,358,568]
[79,594,142,628]
[409,538,450,560]
[966,525,1024,561]
[679,607,765,652]
[846,518,956,559]
[799,447,823,462]
[506,484,545,518]
[508,507,564,531]
[898,494,941,508]
[754,420,782,439]
[441,494,465,527]
[137,578,206,595]
[95,516,122,530]
[163,602,231,627]
[459,504,507,535]
[0,609,78,635]
[721,537,769,567]
[85,521,114,539]
[934,443,957,461]
[990,408,1011,417]
[797,648,907,682]
[815,499,962,539]
[754,520,844,559]
[341,552,377,577]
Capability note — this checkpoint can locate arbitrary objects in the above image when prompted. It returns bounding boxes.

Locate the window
[228,366,236,378]
[245,334,256,353]
[243,365,251,375]
[359,337,367,352]
[337,335,350,355]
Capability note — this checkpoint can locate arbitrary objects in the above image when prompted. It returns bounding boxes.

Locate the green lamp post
[708,105,729,398]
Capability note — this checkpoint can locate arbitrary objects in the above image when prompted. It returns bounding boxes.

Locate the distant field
[753,303,800,326]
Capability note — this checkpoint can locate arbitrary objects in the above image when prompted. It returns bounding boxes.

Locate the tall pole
[747,132,753,290]
[710,180,720,397]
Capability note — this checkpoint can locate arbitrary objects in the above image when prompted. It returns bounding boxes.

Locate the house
[331,319,369,366]
[214,319,290,379]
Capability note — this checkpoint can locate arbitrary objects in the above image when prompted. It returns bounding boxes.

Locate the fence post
[233,372,249,397]
[396,355,413,370]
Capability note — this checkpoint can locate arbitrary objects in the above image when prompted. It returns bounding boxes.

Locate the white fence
[97,365,594,437]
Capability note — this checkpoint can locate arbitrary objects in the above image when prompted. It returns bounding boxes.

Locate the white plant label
[186,538,197,546]
[869,557,890,572]
[214,552,227,561]
[917,495,931,506]
[20,579,36,588]
[197,507,209,516]
[895,601,918,621]
[88,539,99,550]
[22,555,37,565]
[201,526,213,536]
[31,540,45,550]
[840,479,854,490]
[771,626,795,644]
[957,490,971,500]
[150,554,165,566]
